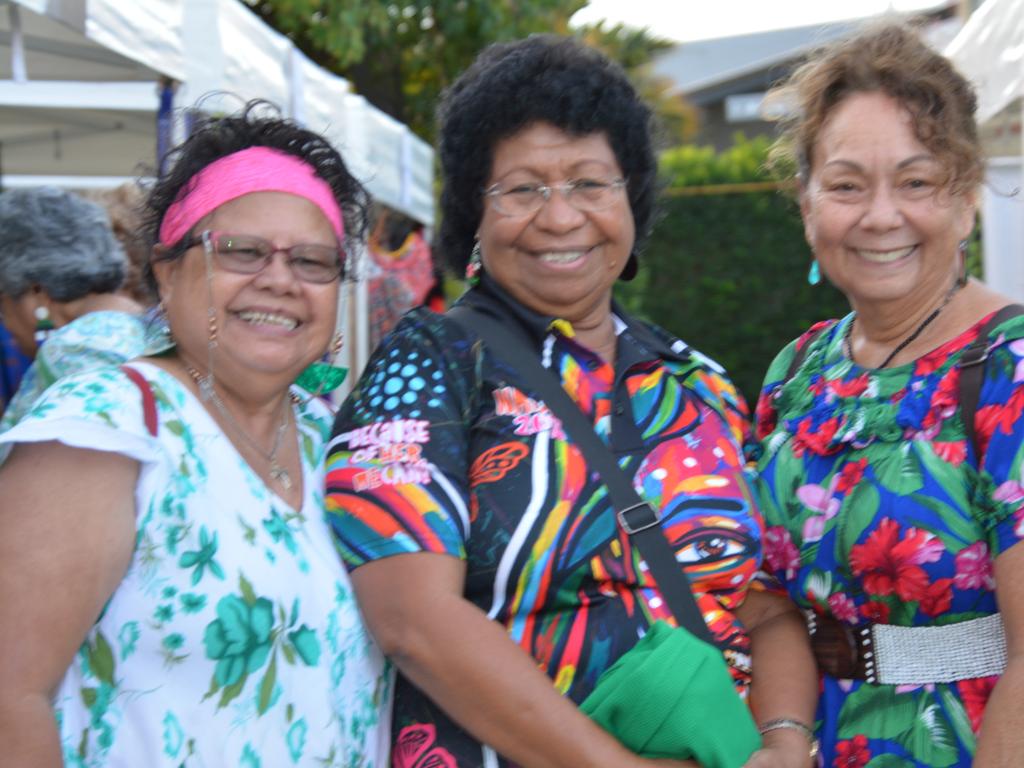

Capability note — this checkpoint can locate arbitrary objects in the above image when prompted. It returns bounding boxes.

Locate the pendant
[270,463,293,491]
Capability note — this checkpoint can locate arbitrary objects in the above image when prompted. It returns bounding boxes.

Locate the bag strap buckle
[958,338,989,368]
[617,502,661,535]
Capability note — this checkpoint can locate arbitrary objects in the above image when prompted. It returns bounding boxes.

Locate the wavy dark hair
[436,35,657,281]
[142,99,370,293]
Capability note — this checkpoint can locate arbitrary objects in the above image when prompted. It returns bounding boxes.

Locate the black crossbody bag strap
[448,303,717,646]
[958,304,1024,459]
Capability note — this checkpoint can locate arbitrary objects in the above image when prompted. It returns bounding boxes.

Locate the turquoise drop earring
[807,259,821,286]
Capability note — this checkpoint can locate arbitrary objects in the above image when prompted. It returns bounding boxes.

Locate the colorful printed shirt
[0,310,147,433]
[753,311,1024,767]
[0,363,390,768]
[325,279,764,767]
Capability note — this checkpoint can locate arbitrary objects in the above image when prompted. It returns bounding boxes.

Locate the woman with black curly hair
[325,36,817,768]
[0,103,388,766]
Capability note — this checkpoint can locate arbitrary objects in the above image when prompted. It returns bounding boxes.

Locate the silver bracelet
[758,718,820,761]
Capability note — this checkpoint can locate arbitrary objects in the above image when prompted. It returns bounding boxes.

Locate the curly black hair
[142,99,370,293]
[436,35,657,281]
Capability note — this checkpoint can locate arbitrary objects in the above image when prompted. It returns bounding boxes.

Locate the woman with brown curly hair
[753,23,1024,766]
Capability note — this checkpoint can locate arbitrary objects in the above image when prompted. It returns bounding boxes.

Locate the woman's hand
[743,728,816,768]
[351,551,657,768]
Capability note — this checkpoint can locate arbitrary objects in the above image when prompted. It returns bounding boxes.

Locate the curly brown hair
[768,23,983,194]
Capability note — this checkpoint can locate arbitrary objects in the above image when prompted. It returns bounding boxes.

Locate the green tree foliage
[616,134,850,405]
[246,0,585,140]
[246,2,692,144]
[575,21,697,144]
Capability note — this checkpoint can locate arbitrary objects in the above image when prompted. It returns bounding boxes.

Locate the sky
[570,0,951,42]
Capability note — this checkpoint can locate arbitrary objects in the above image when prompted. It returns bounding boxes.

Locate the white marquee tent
[0,0,436,386]
[945,0,1024,301]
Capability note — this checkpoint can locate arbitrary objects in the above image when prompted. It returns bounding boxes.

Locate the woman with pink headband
[0,103,389,766]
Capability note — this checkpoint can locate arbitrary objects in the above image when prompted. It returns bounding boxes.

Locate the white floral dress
[0,362,390,767]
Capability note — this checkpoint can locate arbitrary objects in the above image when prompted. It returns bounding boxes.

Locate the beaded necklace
[843,280,963,369]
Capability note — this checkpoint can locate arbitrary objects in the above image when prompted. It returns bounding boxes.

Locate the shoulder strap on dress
[959,304,1024,459]
[120,364,159,437]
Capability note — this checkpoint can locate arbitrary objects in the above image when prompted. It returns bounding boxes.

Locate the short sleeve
[972,329,1024,555]
[0,365,164,466]
[325,311,475,569]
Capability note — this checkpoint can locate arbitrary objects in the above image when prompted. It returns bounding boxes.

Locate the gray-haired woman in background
[0,187,146,430]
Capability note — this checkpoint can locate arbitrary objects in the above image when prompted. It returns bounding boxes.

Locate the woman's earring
[296,330,348,398]
[957,239,969,286]
[465,241,482,286]
[807,259,821,286]
[34,306,55,344]
[144,300,175,354]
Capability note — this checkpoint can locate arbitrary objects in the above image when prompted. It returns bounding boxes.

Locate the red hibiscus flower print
[835,458,868,494]
[954,542,995,591]
[921,370,959,430]
[859,600,890,623]
[977,387,1024,455]
[793,416,842,457]
[849,519,943,601]
[914,350,946,378]
[958,675,998,733]
[830,374,870,398]
[755,393,778,440]
[919,577,954,617]
[764,526,801,580]
[932,440,967,465]
[833,734,871,767]
[393,724,458,768]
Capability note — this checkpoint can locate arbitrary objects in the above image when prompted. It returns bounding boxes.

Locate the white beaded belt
[807,611,1007,685]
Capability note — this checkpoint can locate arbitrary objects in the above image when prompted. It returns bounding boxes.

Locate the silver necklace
[185,365,294,490]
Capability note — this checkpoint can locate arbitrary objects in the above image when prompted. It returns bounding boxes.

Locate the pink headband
[158,146,345,246]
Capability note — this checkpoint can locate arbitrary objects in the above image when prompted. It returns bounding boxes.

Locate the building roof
[653,3,960,106]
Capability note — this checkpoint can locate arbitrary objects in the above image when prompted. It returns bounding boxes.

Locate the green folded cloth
[580,621,762,768]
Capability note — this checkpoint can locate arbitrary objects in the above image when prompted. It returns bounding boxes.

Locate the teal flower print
[154,603,174,623]
[162,633,185,652]
[286,626,321,666]
[178,525,225,585]
[180,592,207,614]
[287,718,308,762]
[263,510,298,555]
[118,621,140,660]
[241,743,261,768]
[162,712,184,758]
[203,595,274,688]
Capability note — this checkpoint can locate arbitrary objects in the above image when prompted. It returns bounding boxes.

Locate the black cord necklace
[844,280,963,369]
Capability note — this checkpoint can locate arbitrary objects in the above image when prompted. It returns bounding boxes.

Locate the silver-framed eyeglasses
[192,231,346,284]
[484,177,627,217]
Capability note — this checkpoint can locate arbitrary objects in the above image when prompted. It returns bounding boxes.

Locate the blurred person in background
[326,35,818,768]
[753,23,1024,767]
[0,186,146,431]
[87,182,160,306]
[0,103,388,767]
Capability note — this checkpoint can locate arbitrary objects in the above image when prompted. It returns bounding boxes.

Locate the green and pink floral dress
[753,311,1024,767]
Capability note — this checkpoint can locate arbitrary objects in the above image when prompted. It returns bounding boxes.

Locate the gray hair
[0,186,127,301]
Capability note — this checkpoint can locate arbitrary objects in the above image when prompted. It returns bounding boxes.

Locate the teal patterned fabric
[0,310,148,433]
[1,362,390,767]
